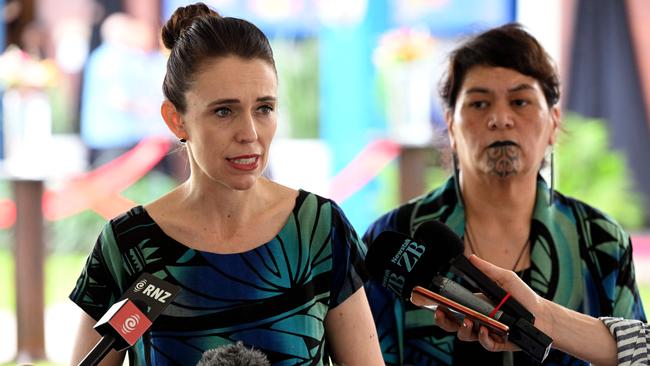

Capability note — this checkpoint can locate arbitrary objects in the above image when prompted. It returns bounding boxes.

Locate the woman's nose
[236,114,258,142]
[487,104,515,130]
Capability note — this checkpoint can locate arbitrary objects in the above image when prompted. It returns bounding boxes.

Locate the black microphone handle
[450,255,534,323]
[78,333,117,366]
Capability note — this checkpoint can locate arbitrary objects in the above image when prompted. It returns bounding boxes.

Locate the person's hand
[433,302,520,352]
[433,255,550,353]
[433,308,479,342]
[468,254,546,324]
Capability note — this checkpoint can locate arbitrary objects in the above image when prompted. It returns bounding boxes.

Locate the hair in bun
[161,2,220,51]
[161,2,276,113]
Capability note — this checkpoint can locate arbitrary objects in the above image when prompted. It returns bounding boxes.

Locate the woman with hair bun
[69,3,383,365]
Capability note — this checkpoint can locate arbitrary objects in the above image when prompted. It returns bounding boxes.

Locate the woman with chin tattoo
[362,23,646,366]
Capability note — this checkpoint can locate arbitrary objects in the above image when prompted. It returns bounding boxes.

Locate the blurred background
[0,0,649,365]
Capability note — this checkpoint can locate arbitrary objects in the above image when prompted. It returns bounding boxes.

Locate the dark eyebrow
[208,98,239,107]
[508,83,535,93]
[207,96,277,107]
[464,87,491,95]
[464,84,536,96]
[257,96,276,103]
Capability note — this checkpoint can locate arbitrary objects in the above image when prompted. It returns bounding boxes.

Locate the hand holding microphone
[436,254,546,352]
[364,220,553,363]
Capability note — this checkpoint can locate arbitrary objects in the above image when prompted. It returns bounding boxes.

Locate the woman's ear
[445,109,456,150]
[548,106,560,145]
[161,100,186,140]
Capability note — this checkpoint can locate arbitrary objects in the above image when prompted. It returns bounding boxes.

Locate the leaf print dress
[70,190,368,366]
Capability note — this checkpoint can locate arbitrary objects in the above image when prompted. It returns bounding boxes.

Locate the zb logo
[395,240,426,272]
[385,239,426,296]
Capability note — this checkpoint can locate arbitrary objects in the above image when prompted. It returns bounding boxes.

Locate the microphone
[365,223,552,363]
[412,220,533,323]
[78,273,181,366]
[364,230,508,320]
[431,276,507,322]
[196,342,271,366]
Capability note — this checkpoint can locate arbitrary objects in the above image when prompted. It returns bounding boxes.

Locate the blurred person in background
[362,23,646,366]
[68,2,383,365]
[79,12,170,167]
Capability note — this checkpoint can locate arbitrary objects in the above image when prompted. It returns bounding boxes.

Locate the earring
[179,138,186,143]
[549,147,555,206]
[452,151,464,204]
[452,152,460,181]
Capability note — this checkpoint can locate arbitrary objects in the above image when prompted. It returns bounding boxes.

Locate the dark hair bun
[161,2,220,50]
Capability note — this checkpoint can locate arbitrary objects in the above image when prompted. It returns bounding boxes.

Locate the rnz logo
[142,284,172,303]
[121,314,140,335]
[133,279,147,292]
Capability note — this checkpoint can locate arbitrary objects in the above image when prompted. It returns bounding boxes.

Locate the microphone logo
[133,279,147,292]
[391,238,426,272]
[121,314,140,335]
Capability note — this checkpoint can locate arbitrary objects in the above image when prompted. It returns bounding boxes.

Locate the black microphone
[364,230,508,321]
[365,223,552,363]
[431,276,507,322]
[196,342,271,366]
[412,220,533,323]
[78,273,181,366]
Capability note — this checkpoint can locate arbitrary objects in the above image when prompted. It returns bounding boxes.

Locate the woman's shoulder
[101,205,162,249]
[554,191,627,230]
[283,187,342,213]
[283,189,359,234]
[106,205,150,230]
[553,191,630,248]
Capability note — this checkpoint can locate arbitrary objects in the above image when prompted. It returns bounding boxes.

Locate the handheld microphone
[196,342,271,366]
[78,273,181,366]
[412,220,533,323]
[431,276,506,322]
[364,231,510,322]
[365,223,552,363]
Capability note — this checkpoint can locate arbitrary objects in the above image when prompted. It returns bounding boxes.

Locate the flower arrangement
[0,45,59,89]
[373,27,436,66]
[373,27,438,146]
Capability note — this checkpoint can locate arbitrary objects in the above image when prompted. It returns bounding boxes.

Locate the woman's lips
[226,155,260,171]
[488,140,518,148]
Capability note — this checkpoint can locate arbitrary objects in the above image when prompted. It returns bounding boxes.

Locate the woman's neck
[458,170,537,270]
[459,170,537,226]
[179,175,274,224]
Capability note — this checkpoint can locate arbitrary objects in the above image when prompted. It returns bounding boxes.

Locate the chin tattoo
[486,145,520,177]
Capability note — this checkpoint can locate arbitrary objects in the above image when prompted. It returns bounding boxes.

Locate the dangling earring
[549,147,555,206]
[452,152,460,183]
[452,151,464,204]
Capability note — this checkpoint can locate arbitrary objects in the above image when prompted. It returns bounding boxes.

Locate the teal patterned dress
[70,190,368,366]
[363,176,646,366]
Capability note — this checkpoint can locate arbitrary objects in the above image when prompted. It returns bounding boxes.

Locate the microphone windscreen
[414,220,464,263]
[365,231,438,299]
[196,342,270,366]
